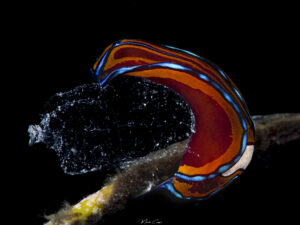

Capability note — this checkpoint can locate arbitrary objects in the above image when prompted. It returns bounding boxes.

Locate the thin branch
[253,113,300,151]
[45,113,300,225]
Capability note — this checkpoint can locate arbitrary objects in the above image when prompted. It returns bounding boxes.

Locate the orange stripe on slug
[92,39,255,200]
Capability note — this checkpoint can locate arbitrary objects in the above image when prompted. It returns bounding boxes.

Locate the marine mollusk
[92,39,255,200]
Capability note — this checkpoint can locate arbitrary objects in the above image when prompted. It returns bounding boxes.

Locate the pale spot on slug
[222,145,254,177]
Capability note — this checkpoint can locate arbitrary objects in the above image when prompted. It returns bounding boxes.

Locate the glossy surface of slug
[92,39,255,200]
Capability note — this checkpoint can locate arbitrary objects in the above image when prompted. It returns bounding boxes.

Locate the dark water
[10,4,300,224]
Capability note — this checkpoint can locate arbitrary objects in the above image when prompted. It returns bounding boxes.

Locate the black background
[6,2,300,225]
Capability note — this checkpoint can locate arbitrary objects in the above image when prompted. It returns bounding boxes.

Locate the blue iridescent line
[161,175,239,200]
[95,50,109,76]
[99,65,140,86]
[95,40,122,77]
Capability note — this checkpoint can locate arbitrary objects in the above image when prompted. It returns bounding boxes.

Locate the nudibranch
[91,39,255,200]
